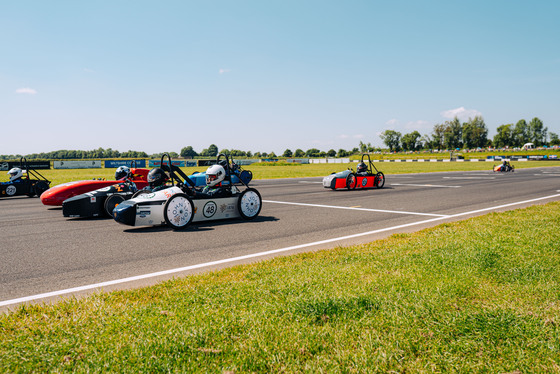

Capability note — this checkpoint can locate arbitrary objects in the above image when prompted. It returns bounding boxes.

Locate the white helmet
[206,164,225,187]
[8,167,23,182]
[115,166,131,180]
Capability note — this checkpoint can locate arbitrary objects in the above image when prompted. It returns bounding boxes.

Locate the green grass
[1,202,560,372]
[3,161,560,186]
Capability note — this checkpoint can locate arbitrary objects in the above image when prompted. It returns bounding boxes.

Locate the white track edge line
[262,200,449,217]
[2,193,559,307]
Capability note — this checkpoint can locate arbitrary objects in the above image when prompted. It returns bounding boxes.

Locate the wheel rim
[166,196,192,227]
[240,190,261,218]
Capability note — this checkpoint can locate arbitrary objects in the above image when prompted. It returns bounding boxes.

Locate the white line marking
[262,200,449,217]
[390,183,461,188]
[443,176,495,180]
[2,193,560,308]
[298,181,323,184]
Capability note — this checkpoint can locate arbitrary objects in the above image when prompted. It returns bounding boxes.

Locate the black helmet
[147,168,169,188]
[357,162,367,173]
[115,166,131,180]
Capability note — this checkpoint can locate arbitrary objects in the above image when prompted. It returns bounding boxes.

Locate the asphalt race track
[2,166,560,311]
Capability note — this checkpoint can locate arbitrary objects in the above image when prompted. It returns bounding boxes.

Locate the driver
[356,162,368,175]
[115,166,131,180]
[147,167,170,192]
[7,168,23,182]
[194,164,230,198]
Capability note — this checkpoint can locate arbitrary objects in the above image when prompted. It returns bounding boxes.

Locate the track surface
[1,167,559,310]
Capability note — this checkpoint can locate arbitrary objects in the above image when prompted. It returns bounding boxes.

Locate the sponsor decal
[6,185,16,196]
[203,201,217,218]
[220,203,235,213]
[362,178,367,187]
[90,196,96,203]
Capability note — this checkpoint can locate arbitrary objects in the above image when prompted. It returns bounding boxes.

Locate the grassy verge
[1,202,559,372]
[4,161,560,186]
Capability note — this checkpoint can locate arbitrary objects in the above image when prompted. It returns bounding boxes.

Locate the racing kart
[0,158,51,198]
[323,154,385,190]
[493,162,515,172]
[40,166,150,206]
[113,153,261,230]
[62,179,140,218]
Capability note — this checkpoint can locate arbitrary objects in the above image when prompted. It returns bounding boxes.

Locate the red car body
[40,168,150,206]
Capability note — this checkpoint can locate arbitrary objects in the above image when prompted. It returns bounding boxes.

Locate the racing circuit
[1,166,560,311]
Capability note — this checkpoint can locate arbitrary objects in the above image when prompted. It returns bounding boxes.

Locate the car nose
[113,200,136,226]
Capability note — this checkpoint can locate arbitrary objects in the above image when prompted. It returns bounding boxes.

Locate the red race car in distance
[323,154,385,190]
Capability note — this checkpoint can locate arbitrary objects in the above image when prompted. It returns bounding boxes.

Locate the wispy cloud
[219,68,231,74]
[441,107,482,121]
[15,88,37,95]
[385,119,399,127]
[84,68,95,73]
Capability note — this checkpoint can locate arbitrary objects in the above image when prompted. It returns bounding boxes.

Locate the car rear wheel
[346,173,357,190]
[375,172,385,188]
[164,193,194,230]
[104,194,126,217]
[238,188,262,220]
[33,181,50,197]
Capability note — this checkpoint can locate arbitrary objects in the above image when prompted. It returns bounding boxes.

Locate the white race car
[112,153,262,230]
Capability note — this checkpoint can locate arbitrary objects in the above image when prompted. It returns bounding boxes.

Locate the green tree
[200,144,219,157]
[513,120,529,147]
[294,149,305,157]
[337,149,349,157]
[431,124,446,150]
[180,146,198,158]
[549,132,560,146]
[462,116,488,149]
[401,131,421,151]
[443,118,462,149]
[380,130,402,152]
[305,148,321,157]
[493,124,514,148]
[282,149,293,157]
[327,149,336,157]
[528,117,547,146]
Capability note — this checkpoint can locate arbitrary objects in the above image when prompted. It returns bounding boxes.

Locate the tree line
[380,116,558,152]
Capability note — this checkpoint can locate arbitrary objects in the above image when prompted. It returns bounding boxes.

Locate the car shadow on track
[121,215,279,233]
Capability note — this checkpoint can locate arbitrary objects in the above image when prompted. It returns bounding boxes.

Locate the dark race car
[0,158,51,198]
[323,154,385,190]
[62,176,139,218]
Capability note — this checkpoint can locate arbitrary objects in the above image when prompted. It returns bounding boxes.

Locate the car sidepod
[62,183,135,218]
[113,186,183,227]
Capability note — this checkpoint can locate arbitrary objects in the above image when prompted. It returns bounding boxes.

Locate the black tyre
[104,194,126,217]
[163,193,194,230]
[238,188,262,220]
[375,172,385,189]
[346,173,357,190]
[33,181,50,197]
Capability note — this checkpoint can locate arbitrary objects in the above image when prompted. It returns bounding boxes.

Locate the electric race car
[62,166,144,218]
[40,166,150,206]
[0,158,51,198]
[323,154,385,190]
[113,153,261,230]
[493,161,515,172]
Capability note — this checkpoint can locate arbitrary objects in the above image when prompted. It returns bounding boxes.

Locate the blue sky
[1,0,559,156]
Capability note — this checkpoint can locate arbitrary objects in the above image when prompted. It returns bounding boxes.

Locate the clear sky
[1,0,559,156]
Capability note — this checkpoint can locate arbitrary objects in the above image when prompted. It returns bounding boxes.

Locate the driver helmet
[357,162,367,173]
[115,166,131,180]
[8,167,23,181]
[147,168,169,188]
[206,164,225,187]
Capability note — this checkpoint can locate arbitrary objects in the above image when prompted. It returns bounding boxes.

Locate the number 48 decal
[203,201,217,218]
